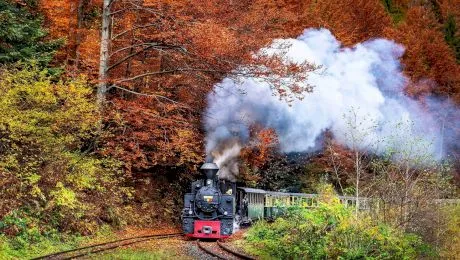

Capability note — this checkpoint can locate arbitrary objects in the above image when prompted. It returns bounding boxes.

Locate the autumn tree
[366,130,456,248]
[385,7,460,100]
[85,0,315,175]
[39,0,101,74]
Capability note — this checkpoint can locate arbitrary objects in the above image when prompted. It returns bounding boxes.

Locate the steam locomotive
[182,163,236,239]
[183,162,370,239]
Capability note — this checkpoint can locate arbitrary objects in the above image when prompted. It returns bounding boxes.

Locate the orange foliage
[438,0,460,21]
[241,128,279,169]
[37,0,460,175]
[384,7,460,100]
[283,0,391,46]
[39,0,101,74]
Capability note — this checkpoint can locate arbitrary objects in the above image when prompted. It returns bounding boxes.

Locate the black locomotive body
[182,163,236,239]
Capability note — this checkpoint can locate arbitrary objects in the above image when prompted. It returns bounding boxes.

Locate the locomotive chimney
[200,162,219,181]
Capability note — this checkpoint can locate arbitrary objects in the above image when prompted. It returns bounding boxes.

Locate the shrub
[0,64,131,248]
[245,185,431,259]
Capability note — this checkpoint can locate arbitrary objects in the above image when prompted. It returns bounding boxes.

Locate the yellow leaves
[25,174,41,186]
[317,183,341,206]
[0,65,130,235]
[64,153,112,192]
[0,65,98,149]
[50,182,77,209]
[30,185,44,201]
[170,128,203,165]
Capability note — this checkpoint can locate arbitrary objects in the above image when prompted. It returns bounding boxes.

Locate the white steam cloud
[205,29,458,176]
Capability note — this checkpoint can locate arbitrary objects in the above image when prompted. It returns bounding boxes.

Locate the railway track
[31,232,182,260]
[197,240,256,260]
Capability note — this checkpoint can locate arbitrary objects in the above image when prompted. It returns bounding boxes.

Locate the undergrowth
[244,185,434,259]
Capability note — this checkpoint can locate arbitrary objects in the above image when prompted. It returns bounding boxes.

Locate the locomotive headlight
[188,210,193,215]
[224,211,228,216]
[206,179,212,185]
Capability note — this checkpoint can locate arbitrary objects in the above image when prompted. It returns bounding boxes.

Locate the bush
[245,185,432,259]
[0,64,131,249]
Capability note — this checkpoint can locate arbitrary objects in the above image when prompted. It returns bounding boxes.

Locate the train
[182,162,371,239]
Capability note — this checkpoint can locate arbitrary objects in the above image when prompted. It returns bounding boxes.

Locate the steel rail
[217,240,256,260]
[197,240,228,260]
[31,232,182,260]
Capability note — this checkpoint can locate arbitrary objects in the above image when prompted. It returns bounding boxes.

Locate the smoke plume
[211,139,241,181]
[205,28,459,179]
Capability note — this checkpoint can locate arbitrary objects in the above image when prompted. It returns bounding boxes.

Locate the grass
[0,226,182,260]
[0,225,116,259]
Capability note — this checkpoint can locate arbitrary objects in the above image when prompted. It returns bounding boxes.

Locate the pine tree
[444,15,460,63]
[0,0,61,65]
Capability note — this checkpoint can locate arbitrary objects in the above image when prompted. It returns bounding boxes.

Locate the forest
[0,0,459,259]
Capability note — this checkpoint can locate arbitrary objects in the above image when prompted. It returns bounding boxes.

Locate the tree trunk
[74,0,85,70]
[355,151,360,216]
[98,0,111,105]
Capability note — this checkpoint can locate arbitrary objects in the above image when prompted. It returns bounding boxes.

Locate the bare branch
[112,23,159,40]
[126,0,161,15]
[115,68,228,83]
[108,0,118,7]
[108,43,186,70]
[108,45,155,71]
[110,43,159,57]
[109,7,131,16]
[107,85,192,110]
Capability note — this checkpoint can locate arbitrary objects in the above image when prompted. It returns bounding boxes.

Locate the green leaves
[245,185,430,259]
[444,14,460,63]
[0,0,62,65]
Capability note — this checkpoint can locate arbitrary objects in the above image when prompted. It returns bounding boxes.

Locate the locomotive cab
[182,163,235,239]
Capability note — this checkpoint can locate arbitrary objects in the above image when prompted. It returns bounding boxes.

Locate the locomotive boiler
[182,163,235,239]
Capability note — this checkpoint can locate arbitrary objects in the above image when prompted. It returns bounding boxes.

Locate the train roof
[238,187,317,197]
[237,187,267,193]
